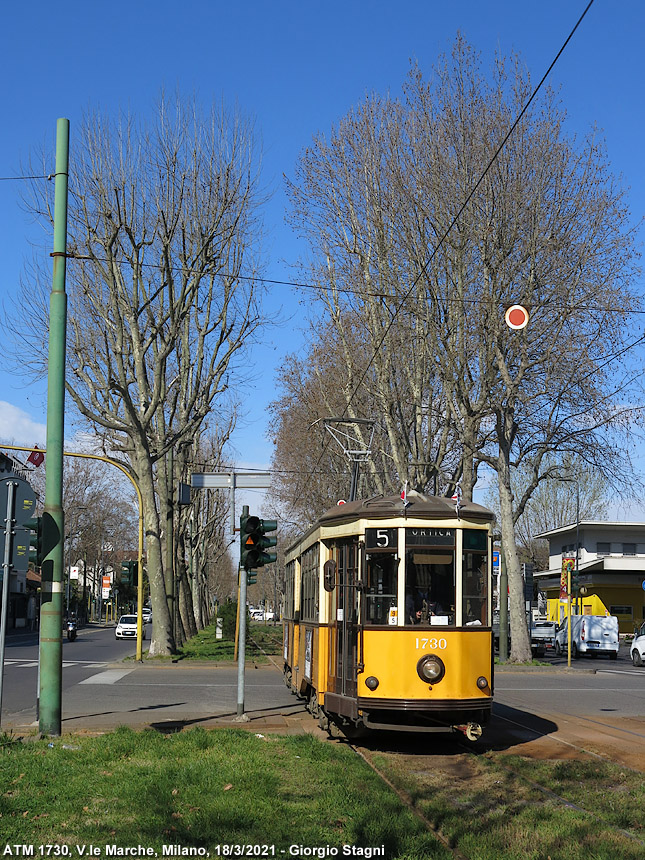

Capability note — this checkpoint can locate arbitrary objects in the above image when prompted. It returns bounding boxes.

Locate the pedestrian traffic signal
[24,516,44,567]
[247,570,257,586]
[571,565,580,594]
[239,507,277,571]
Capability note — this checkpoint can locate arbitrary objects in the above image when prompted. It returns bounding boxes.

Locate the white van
[554,615,619,660]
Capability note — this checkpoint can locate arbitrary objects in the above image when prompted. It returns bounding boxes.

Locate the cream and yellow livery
[283,491,495,739]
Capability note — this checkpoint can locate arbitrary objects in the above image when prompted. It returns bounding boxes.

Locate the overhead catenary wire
[62,250,645,315]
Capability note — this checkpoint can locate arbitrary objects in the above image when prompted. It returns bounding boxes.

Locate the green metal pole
[39,118,69,736]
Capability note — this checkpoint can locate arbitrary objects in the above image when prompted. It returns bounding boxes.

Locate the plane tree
[11,96,266,655]
[282,38,641,660]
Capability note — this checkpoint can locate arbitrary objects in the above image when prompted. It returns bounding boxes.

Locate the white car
[142,607,152,623]
[115,615,145,639]
[631,622,645,666]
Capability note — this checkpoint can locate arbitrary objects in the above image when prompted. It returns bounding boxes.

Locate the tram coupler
[453,722,482,741]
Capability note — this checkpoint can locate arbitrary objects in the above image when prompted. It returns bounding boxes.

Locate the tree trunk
[497,452,531,662]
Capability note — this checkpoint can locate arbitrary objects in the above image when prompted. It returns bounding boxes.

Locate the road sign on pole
[191,472,272,534]
[0,476,37,527]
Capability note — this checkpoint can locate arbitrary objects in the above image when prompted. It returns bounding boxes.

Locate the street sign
[0,476,37,526]
[191,472,271,489]
[505,304,529,330]
[11,527,30,572]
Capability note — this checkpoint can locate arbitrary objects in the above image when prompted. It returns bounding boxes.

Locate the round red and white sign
[505,304,529,330]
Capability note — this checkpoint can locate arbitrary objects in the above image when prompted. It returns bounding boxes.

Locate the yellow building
[534,522,645,634]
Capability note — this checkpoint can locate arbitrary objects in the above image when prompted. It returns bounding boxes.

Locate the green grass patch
[176,622,282,662]
[372,748,645,860]
[0,728,445,857]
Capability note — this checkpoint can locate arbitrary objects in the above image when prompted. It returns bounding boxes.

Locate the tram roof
[318,491,495,526]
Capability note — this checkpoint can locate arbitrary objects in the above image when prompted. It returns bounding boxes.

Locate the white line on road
[79,669,135,684]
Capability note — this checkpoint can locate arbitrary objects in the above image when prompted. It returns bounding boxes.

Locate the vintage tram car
[283,490,495,739]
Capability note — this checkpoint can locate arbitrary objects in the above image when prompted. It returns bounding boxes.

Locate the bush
[217,601,240,638]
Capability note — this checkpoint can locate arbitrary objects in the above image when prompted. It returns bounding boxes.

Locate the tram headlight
[416,654,445,684]
[365,676,379,691]
[476,675,489,690]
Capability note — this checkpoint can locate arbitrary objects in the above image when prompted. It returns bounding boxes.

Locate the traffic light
[240,507,277,571]
[571,565,580,594]
[247,570,257,586]
[120,560,138,586]
[24,516,44,567]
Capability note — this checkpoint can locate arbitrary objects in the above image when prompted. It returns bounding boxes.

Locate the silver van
[554,614,619,659]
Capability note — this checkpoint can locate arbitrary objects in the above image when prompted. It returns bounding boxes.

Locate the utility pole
[39,118,70,736]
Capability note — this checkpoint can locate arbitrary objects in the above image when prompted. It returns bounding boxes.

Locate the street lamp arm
[1,444,145,660]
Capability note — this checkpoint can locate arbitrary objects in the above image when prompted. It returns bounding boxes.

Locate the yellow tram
[283,491,495,739]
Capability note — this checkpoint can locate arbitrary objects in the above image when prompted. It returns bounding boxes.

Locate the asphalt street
[1,623,308,733]
[3,625,645,736]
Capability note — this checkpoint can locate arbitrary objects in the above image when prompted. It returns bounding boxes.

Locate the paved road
[1,624,305,733]
[3,628,645,741]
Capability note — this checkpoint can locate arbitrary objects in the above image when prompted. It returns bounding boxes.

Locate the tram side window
[364,554,398,625]
[462,551,488,626]
[284,560,296,620]
[300,544,320,623]
[405,551,455,626]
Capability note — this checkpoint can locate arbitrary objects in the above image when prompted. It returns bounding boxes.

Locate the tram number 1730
[416,637,448,650]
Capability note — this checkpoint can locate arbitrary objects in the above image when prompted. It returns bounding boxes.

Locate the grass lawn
[178,622,282,662]
[0,727,446,858]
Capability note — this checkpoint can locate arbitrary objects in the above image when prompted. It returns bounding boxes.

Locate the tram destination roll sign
[406,527,454,547]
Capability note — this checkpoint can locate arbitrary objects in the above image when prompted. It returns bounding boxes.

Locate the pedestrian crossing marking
[79,669,134,685]
[4,660,108,669]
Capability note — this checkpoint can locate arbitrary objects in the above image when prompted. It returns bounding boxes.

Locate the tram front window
[463,551,488,625]
[364,554,398,625]
[405,551,455,626]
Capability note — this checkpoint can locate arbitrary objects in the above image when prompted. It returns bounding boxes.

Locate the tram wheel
[318,710,331,734]
[307,690,320,718]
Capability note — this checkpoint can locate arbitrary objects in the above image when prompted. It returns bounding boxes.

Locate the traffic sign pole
[0,481,17,726]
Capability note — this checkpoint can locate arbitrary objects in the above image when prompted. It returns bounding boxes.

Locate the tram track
[333,707,645,859]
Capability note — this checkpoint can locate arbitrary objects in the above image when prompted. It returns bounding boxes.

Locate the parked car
[554,615,618,659]
[115,614,145,639]
[250,609,275,621]
[530,620,557,652]
[630,622,645,666]
[141,607,152,624]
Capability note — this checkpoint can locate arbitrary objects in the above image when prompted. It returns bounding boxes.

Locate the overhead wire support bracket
[312,417,376,502]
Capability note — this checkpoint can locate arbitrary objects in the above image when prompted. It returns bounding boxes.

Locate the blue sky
[1,0,644,504]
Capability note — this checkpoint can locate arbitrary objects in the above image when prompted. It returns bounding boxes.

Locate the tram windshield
[462,528,488,625]
[405,550,455,626]
[462,553,488,625]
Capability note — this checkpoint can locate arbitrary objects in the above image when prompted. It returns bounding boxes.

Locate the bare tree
[486,455,608,569]
[283,38,642,661]
[8,95,267,655]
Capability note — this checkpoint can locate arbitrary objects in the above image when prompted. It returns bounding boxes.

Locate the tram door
[329,540,359,699]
